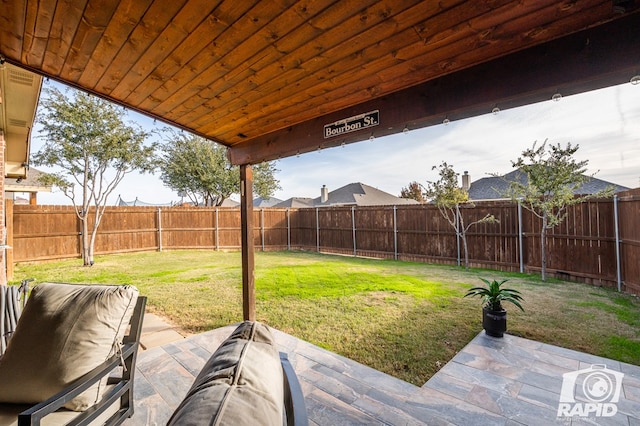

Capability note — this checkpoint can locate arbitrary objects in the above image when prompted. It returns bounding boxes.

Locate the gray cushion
[168,321,284,426]
[0,385,120,425]
[0,283,138,411]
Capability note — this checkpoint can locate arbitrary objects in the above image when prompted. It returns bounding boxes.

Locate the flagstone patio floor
[124,325,640,425]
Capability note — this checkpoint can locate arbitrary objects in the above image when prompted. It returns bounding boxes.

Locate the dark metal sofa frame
[280,352,308,426]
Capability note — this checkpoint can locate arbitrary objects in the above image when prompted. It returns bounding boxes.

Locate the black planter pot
[482,307,507,337]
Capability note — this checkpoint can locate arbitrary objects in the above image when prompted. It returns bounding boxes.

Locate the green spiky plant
[464,278,525,312]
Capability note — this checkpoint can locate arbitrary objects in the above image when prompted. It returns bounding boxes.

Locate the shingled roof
[253,196,283,208]
[275,183,418,208]
[468,169,629,200]
[313,183,418,207]
[273,197,315,208]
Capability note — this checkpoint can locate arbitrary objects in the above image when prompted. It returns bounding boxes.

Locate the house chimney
[321,185,329,203]
[462,171,470,191]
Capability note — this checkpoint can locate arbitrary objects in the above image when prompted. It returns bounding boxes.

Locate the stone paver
[139,312,186,350]
[426,333,640,425]
[124,326,640,425]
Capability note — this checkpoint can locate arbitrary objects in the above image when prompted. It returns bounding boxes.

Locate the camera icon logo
[557,364,624,418]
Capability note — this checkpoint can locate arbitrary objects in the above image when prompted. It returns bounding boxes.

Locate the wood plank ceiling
[1,0,639,165]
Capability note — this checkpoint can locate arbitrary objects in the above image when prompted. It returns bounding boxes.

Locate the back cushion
[167,321,284,426]
[0,283,138,411]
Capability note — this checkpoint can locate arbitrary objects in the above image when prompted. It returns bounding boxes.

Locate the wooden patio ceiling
[1,0,640,166]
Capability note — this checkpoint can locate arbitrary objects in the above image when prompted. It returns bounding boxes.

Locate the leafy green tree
[400,181,425,203]
[503,140,613,281]
[33,86,156,266]
[158,132,280,206]
[424,162,498,269]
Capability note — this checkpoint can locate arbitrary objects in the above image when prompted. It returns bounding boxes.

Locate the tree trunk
[82,159,91,266]
[540,213,547,281]
[86,206,105,266]
[87,239,95,265]
[462,233,470,270]
[81,216,91,266]
[88,222,98,266]
[457,205,469,270]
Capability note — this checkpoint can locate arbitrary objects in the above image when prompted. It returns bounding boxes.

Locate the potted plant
[464,278,524,337]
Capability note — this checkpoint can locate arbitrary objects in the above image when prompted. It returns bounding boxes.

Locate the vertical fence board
[289,209,316,249]
[618,190,640,294]
[13,205,80,260]
[355,206,394,258]
[262,209,288,250]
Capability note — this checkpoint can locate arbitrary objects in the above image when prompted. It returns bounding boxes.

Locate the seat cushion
[0,283,138,411]
[0,385,120,425]
[167,321,284,426]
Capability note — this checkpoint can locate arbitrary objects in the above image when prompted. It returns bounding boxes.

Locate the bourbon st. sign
[323,110,379,139]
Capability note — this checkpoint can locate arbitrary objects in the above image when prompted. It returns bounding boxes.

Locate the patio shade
[1,1,639,164]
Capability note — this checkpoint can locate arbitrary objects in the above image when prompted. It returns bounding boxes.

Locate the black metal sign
[324,110,379,139]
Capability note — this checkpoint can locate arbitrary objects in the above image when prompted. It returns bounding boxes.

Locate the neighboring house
[116,196,174,207]
[4,168,52,205]
[221,198,240,208]
[216,198,272,208]
[467,169,629,201]
[276,183,418,208]
[273,197,315,208]
[114,196,265,208]
[253,196,282,208]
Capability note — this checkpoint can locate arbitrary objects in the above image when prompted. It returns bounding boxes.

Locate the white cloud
[275,82,640,199]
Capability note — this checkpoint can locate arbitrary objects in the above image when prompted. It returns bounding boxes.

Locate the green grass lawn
[12,250,640,386]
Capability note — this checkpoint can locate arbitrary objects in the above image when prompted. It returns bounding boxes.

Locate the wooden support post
[240,164,255,321]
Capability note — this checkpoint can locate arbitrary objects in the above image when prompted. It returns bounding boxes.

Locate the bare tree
[424,162,498,269]
[503,140,613,280]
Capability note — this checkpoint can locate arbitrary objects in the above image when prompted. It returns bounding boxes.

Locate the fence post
[352,206,356,257]
[518,200,524,273]
[316,207,320,252]
[614,195,622,292]
[77,209,83,259]
[261,208,265,252]
[393,205,398,260]
[215,208,219,251]
[157,207,162,252]
[287,209,291,250]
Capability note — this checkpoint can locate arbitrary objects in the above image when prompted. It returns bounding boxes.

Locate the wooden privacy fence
[7,189,640,295]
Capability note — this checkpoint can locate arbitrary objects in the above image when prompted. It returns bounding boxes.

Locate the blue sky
[32,80,640,205]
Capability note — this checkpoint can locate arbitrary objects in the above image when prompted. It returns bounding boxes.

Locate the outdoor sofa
[0,282,145,426]
[168,320,308,426]
[0,282,306,425]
